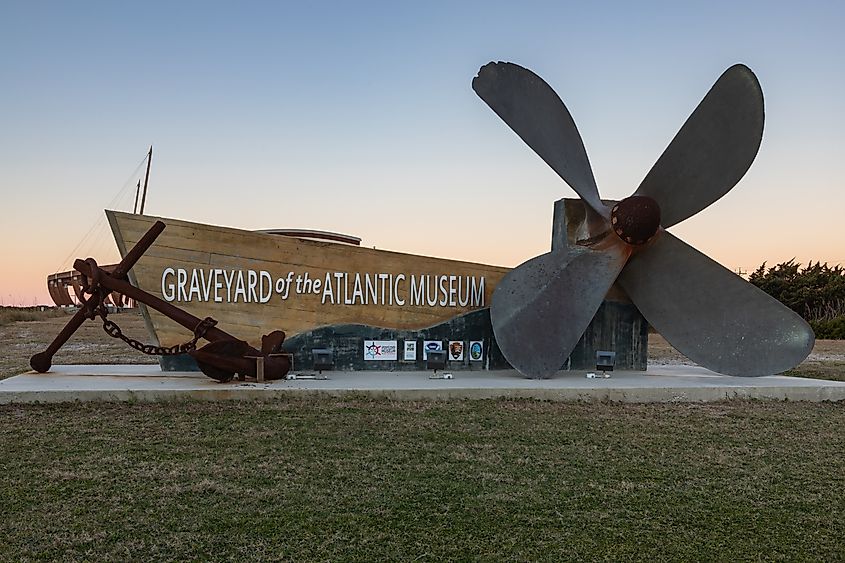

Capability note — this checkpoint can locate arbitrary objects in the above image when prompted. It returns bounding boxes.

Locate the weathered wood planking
[108,211,510,348]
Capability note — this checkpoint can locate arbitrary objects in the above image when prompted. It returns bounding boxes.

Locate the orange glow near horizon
[4,188,842,308]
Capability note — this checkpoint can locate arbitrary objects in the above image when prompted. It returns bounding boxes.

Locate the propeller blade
[634,64,764,228]
[491,243,629,378]
[473,61,607,215]
[617,232,814,376]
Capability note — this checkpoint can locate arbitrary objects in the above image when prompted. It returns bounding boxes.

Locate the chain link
[79,256,219,357]
[101,312,217,356]
[81,266,219,357]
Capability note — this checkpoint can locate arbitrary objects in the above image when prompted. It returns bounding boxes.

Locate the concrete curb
[2,365,845,404]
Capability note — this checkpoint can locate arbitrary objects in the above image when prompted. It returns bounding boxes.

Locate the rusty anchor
[30,221,291,382]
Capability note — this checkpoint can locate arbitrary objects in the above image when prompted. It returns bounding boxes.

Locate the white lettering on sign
[160,268,487,308]
[162,268,176,301]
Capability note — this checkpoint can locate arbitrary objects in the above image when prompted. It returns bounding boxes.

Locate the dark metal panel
[490,245,629,378]
[634,64,764,228]
[473,62,608,216]
[618,231,814,376]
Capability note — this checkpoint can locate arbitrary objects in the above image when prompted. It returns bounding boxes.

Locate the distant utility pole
[735,267,747,278]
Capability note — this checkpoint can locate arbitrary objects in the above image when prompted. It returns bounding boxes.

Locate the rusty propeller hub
[610,196,661,245]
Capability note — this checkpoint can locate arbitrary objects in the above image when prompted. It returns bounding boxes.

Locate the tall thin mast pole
[133,180,141,214]
[139,145,152,215]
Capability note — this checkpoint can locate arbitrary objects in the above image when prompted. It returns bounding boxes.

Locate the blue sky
[1,0,843,304]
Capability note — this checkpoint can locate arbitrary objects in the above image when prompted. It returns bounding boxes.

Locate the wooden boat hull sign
[107,211,510,350]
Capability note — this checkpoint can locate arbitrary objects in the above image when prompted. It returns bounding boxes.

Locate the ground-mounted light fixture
[595,350,616,378]
[426,350,452,379]
[312,348,334,375]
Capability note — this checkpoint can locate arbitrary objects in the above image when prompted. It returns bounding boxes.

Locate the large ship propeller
[473,62,814,377]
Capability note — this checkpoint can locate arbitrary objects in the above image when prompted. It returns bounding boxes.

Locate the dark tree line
[748,260,845,339]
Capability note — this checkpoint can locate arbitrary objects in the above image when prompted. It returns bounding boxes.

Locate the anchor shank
[112,220,166,279]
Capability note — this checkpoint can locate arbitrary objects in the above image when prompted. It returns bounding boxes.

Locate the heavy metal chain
[100,309,218,356]
[78,262,218,356]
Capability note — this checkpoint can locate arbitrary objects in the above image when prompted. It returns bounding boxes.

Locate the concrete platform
[2,364,845,404]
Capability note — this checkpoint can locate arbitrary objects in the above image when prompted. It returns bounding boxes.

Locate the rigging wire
[53,152,150,273]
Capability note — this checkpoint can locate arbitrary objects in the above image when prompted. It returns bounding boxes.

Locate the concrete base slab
[2,364,845,404]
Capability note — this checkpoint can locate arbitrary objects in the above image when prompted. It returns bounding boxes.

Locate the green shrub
[809,316,845,339]
[749,261,845,339]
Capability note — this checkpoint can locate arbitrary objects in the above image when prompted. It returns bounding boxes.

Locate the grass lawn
[2,311,844,559]
[2,398,844,560]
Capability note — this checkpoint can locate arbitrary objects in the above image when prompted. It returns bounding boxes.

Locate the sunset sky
[1,0,843,305]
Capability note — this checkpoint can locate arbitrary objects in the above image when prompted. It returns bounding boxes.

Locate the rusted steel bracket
[30,221,291,382]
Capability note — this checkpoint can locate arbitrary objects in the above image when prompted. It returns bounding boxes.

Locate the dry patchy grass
[0,306,65,326]
[1,309,156,379]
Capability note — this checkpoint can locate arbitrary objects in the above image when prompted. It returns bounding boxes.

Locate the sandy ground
[648,333,845,364]
[2,309,843,379]
[1,310,157,379]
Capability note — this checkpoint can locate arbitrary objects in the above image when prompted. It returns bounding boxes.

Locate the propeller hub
[611,196,661,245]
